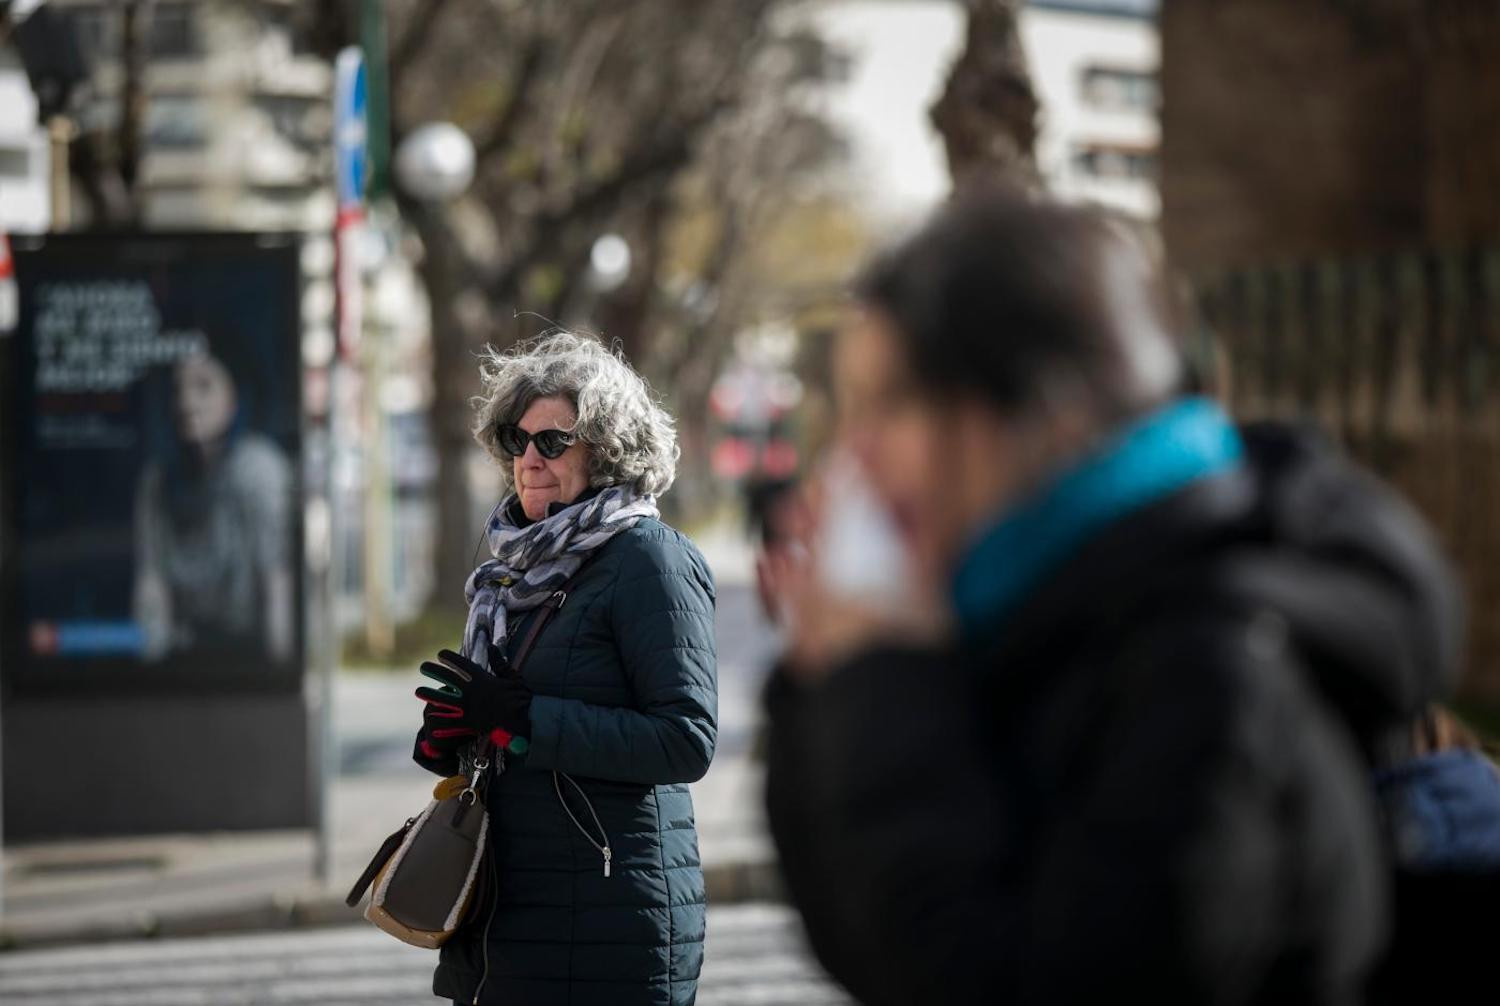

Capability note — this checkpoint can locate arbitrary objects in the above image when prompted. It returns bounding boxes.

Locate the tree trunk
[417,209,491,614]
[595,189,670,365]
[930,0,1040,189]
[117,0,153,226]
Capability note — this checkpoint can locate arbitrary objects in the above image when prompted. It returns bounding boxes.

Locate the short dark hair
[854,185,1183,424]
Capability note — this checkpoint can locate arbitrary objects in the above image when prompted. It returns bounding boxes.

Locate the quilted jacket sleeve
[526,528,719,784]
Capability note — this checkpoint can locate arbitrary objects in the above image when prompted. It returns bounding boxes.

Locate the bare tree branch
[294,0,355,62]
[488,94,732,304]
[473,31,550,161]
[116,0,154,225]
[388,0,455,77]
[386,0,817,604]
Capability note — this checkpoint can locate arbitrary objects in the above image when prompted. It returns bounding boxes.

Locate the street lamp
[394,122,476,203]
[588,233,633,292]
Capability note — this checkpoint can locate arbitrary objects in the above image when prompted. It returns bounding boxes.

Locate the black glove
[416,647,534,754]
[412,722,464,777]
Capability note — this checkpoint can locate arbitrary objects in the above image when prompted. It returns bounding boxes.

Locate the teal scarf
[951,397,1243,640]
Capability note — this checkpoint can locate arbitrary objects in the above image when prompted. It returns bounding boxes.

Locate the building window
[61,3,196,62]
[1080,65,1157,111]
[256,95,329,149]
[0,147,30,178]
[149,3,198,59]
[67,5,117,66]
[1072,143,1157,181]
[146,95,207,148]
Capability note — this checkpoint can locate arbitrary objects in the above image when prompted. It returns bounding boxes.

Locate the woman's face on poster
[174,351,238,446]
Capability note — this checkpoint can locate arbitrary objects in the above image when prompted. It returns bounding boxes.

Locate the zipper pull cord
[553,771,614,878]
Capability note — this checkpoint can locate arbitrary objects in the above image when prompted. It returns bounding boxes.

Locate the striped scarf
[461,483,658,669]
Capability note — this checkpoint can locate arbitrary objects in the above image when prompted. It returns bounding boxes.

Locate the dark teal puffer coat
[433,517,718,1006]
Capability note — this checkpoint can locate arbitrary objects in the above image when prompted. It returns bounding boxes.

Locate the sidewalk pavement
[0,734,780,950]
[0,522,785,950]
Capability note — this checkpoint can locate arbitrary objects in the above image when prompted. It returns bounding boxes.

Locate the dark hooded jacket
[765,421,1465,1006]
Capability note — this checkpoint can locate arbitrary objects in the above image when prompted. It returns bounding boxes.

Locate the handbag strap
[472,554,598,764]
[510,587,567,672]
[345,816,416,907]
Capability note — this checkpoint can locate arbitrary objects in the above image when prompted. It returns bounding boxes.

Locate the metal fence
[1192,246,1500,698]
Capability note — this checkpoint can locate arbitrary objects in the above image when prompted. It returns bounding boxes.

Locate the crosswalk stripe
[0,905,849,1005]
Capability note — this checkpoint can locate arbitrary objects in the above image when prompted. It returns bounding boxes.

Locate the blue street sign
[334,47,368,209]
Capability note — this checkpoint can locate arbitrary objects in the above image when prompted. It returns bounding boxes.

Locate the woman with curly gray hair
[412,331,718,1006]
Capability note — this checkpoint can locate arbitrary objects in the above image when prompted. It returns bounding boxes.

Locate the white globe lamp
[394,122,476,202]
[588,233,633,292]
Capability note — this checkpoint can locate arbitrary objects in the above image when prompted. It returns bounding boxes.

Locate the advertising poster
[2,233,303,692]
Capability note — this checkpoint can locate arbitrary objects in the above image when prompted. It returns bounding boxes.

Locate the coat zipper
[553,771,614,877]
[470,837,499,1005]
[472,586,580,1003]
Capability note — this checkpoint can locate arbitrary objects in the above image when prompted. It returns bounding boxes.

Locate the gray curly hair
[472,331,679,497]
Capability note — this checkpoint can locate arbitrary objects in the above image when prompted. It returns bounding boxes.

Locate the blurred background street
[3,0,1500,1003]
[0,538,776,942]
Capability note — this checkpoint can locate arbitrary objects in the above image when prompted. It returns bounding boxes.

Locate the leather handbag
[344,586,570,948]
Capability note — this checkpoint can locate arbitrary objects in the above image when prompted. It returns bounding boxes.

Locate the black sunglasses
[497,424,577,460]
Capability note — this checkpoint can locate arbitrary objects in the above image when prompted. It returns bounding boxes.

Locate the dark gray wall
[3,691,310,839]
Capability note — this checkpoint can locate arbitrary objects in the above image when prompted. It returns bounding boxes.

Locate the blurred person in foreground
[758,186,1471,1004]
[413,332,717,1006]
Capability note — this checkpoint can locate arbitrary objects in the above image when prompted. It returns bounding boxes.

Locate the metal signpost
[315,45,369,888]
[0,231,12,920]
